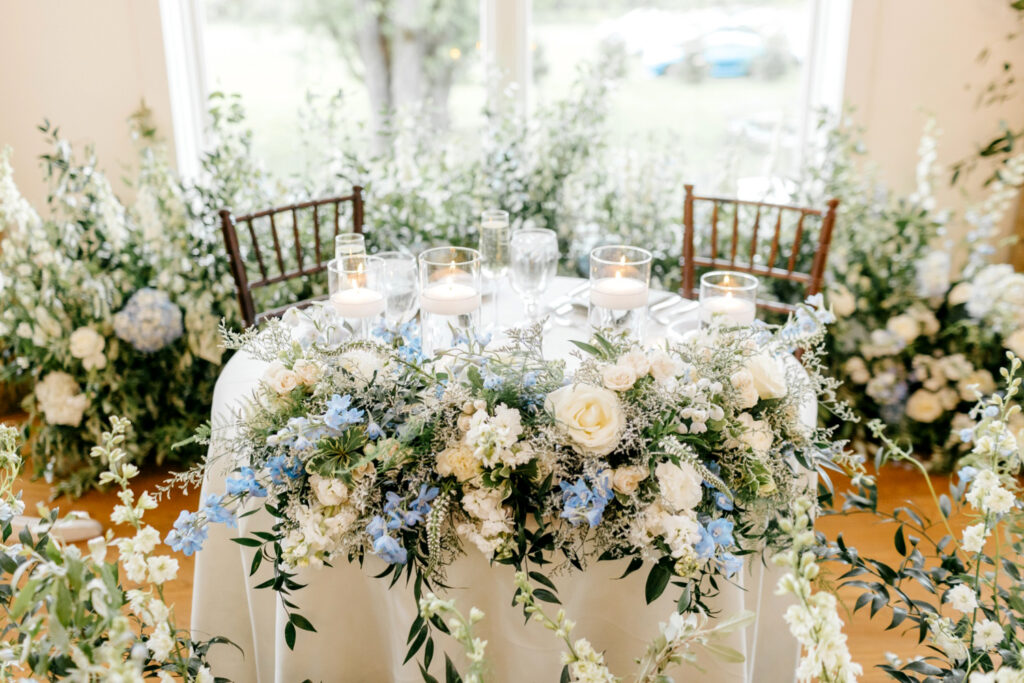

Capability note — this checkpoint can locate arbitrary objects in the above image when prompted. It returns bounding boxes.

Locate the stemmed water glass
[375,251,419,327]
[510,228,559,324]
[479,209,510,332]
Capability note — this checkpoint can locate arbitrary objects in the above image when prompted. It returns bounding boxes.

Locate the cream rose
[886,314,920,345]
[545,384,625,456]
[948,282,973,306]
[612,465,648,495]
[736,412,773,457]
[746,352,787,399]
[263,361,299,395]
[309,474,349,506]
[69,327,106,370]
[905,389,944,423]
[436,444,481,482]
[957,370,996,402]
[844,357,870,384]
[654,461,703,511]
[293,359,322,386]
[729,369,758,409]
[619,350,651,376]
[829,285,856,317]
[1005,328,1024,358]
[649,350,682,383]
[601,363,637,392]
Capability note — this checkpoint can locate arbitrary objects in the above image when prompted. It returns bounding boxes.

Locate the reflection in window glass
[201,0,484,175]
[532,1,812,197]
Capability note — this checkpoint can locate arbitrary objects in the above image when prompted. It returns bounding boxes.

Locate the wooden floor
[5,412,948,681]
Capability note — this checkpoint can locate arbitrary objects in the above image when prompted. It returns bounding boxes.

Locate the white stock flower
[962,523,989,553]
[945,584,978,613]
[146,556,179,585]
[545,384,625,456]
[973,619,1004,651]
[662,512,701,558]
[905,389,944,423]
[655,461,703,511]
[147,622,174,661]
[917,250,952,298]
[601,363,636,392]
[309,474,349,506]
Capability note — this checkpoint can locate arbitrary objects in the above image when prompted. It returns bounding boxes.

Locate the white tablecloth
[191,277,809,682]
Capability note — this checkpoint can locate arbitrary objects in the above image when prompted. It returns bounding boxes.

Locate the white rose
[263,361,299,395]
[661,512,701,558]
[648,350,682,383]
[601,363,637,392]
[436,444,482,482]
[746,352,787,399]
[309,474,349,506]
[844,357,870,384]
[293,359,322,386]
[829,285,856,317]
[729,369,758,409]
[619,350,651,376]
[69,327,105,363]
[545,384,625,456]
[655,461,703,511]
[1005,328,1024,358]
[887,314,920,345]
[611,465,648,495]
[948,282,973,306]
[905,389,944,423]
[736,412,773,458]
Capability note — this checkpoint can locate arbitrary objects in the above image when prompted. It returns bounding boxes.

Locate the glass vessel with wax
[588,245,652,342]
[699,270,758,327]
[329,254,386,339]
[418,246,482,354]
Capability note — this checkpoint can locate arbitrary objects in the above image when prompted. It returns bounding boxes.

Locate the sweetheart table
[191,277,810,682]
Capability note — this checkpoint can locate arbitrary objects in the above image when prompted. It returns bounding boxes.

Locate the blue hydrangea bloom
[225,467,267,498]
[113,288,184,353]
[202,494,236,528]
[165,510,208,556]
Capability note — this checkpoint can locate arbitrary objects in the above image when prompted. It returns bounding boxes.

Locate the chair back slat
[219,187,365,327]
[680,184,838,313]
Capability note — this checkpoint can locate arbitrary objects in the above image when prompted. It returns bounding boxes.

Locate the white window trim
[480,0,532,114]
[158,0,208,180]
[798,0,852,168]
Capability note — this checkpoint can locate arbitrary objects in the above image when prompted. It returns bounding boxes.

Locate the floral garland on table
[0,419,227,681]
[167,295,858,679]
[805,115,1024,471]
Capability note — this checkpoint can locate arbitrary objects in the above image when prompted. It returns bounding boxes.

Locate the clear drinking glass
[418,246,482,355]
[375,251,419,327]
[699,271,758,327]
[329,233,367,293]
[588,245,652,342]
[479,209,510,332]
[329,254,385,339]
[509,228,559,324]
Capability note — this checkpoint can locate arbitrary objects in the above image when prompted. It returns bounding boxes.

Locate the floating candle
[331,287,386,318]
[699,295,756,325]
[589,276,648,310]
[420,282,481,316]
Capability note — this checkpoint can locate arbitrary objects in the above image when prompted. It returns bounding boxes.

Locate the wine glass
[510,228,559,324]
[375,251,419,327]
[479,209,510,331]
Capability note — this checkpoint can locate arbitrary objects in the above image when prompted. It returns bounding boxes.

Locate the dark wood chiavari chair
[681,184,839,314]
[219,187,364,328]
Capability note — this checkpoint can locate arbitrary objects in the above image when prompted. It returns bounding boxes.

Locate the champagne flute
[510,228,559,324]
[479,209,510,333]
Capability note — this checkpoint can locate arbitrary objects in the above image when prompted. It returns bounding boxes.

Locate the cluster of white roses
[280,471,366,569]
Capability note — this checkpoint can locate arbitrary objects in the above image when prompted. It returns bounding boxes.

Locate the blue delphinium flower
[483,371,503,390]
[202,494,236,528]
[367,422,384,440]
[694,525,715,561]
[323,394,364,430]
[718,552,743,578]
[713,491,734,511]
[984,405,1000,419]
[373,534,408,565]
[266,455,303,484]
[560,472,614,528]
[959,428,974,443]
[958,466,978,484]
[707,518,734,547]
[522,371,538,388]
[225,467,267,498]
[373,322,395,343]
[165,510,208,556]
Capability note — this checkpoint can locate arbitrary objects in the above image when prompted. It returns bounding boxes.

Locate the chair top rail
[234,192,360,222]
[689,192,826,216]
[689,257,814,284]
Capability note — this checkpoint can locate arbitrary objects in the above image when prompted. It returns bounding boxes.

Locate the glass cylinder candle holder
[418,246,482,355]
[329,255,385,339]
[329,233,367,293]
[699,270,758,327]
[588,245,652,342]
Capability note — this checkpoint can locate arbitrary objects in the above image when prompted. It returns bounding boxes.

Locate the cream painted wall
[843,0,1024,264]
[0,0,174,210]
